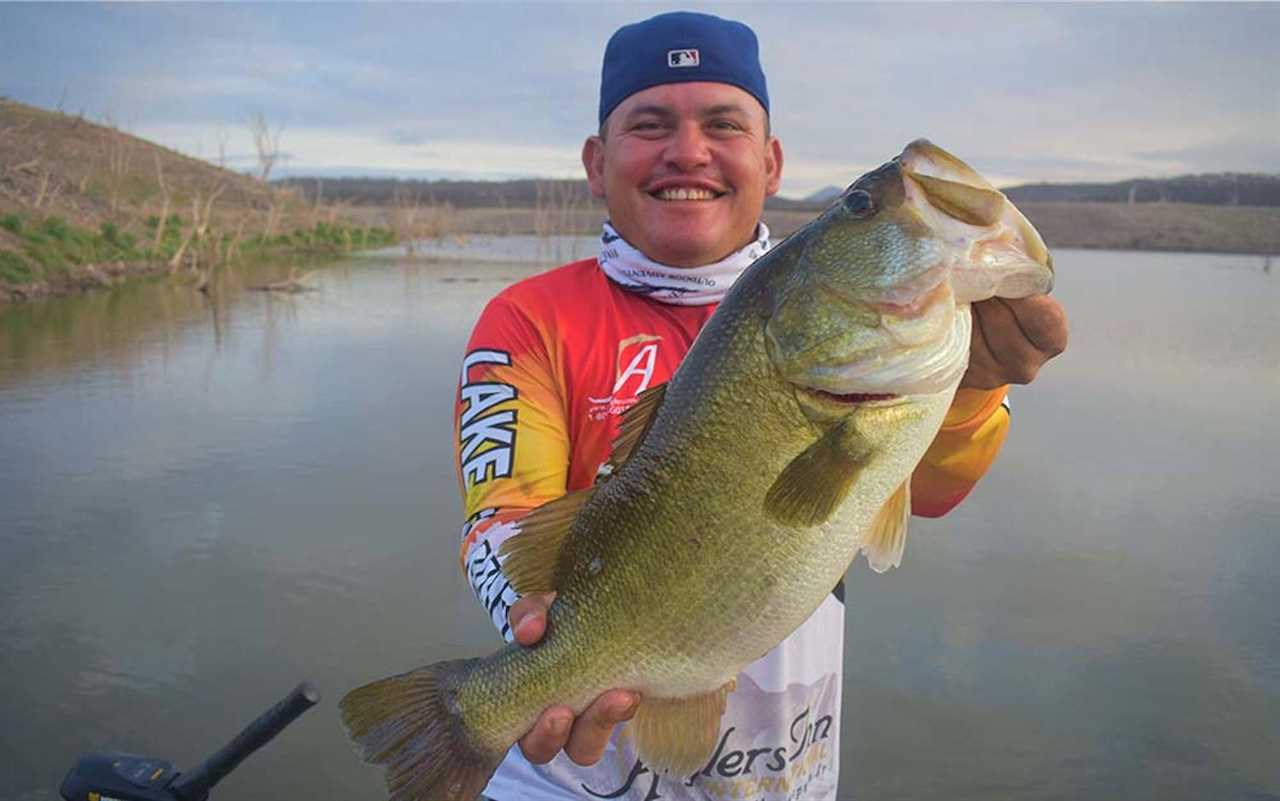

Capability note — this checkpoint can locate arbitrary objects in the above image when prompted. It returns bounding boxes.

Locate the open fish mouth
[798,388,900,406]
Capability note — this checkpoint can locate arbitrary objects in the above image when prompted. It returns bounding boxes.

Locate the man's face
[582,82,784,268]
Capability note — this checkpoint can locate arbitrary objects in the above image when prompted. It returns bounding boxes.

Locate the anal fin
[629,679,737,777]
[862,481,910,573]
[498,487,595,595]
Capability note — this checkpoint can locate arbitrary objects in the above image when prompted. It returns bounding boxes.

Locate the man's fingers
[1003,295,1068,357]
[518,705,574,764]
[509,592,556,646]
[979,298,1038,381]
[964,303,1003,389]
[564,690,640,767]
[517,691,640,767]
[965,296,1066,387]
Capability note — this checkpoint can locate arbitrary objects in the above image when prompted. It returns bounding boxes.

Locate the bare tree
[101,114,132,215]
[169,182,227,274]
[226,215,248,263]
[262,190,284,240]
[393,186,422,255]
[152,152,171,256]
[216,127,230,170]
[32,161,61,209]
[310,177,324,231]
[248,112,282,182]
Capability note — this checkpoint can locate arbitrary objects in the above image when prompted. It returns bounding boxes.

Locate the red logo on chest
[587,334,663,421]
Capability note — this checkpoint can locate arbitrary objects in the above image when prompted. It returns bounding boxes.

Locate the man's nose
[663,122,711,171]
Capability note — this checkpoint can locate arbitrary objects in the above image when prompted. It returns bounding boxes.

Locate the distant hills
[275,175,823,211]
[1002,174,1280,207]
[280,172,1280,211]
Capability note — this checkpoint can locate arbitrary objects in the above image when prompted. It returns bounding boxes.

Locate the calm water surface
[1,243,1276,801]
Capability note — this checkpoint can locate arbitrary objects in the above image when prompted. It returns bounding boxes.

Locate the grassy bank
[0,100,397,303]
[0,210,395,302]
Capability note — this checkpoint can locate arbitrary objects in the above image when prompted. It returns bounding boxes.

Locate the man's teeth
[655,187,718,201]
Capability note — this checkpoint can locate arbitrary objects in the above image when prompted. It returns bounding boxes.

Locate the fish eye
[842,189,875,218]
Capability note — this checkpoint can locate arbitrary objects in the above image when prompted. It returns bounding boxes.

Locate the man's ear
[582,136,607,198]
[765,136,784,197]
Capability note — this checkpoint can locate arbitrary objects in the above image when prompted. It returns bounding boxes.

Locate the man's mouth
[651,187,723,201]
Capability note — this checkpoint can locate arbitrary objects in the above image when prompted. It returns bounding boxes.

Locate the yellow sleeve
[454,293,570,639]
[910,386,1010,518]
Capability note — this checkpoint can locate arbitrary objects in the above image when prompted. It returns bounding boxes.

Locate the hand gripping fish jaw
[766,138,1054,401]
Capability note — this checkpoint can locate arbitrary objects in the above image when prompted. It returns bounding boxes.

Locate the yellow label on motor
[88,793,100,801]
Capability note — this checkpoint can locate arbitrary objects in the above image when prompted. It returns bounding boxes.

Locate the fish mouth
[896,139,1054,298]
[796,387,902,407]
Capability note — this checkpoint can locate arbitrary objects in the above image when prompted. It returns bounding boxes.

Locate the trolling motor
[59,682,320,801]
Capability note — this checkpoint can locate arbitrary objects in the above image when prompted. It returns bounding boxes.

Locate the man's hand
[510,593,640,766]
[962,295,1068,389]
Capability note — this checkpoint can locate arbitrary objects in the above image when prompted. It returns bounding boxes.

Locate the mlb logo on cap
[598,12,769,124]
[668,49,700,68]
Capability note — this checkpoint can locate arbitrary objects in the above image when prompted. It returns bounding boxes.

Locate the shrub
[0,250,35,283]
[41,216,71,241]
[0,214,22,234]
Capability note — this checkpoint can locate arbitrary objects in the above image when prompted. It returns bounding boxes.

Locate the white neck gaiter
[597,220,772,306]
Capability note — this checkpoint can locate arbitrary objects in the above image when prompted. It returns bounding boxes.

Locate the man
[456,11,1066,800]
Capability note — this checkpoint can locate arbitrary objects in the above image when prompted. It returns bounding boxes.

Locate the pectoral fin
[498,487,595,595]
[629,679,737,776]
[764,423,874,527]
[862,481,910,573]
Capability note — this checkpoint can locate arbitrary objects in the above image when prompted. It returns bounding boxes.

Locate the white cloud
[5,2,1276,196]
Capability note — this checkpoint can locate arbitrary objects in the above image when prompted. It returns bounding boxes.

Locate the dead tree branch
[248,112,282,182]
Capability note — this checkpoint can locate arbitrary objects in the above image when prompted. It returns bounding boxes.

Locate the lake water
[1,241,1277,801]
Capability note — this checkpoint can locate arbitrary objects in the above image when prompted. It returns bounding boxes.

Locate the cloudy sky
[2,2,1276,197]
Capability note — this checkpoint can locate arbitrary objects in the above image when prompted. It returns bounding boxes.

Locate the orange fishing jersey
[455,257,1009,572]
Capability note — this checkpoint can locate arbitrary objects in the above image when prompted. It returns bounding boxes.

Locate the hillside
[1003,173,1280,207]
[0,99,392,302]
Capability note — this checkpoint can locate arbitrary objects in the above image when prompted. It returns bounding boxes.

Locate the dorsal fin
[600,383,667,480]
[498,487,595,595]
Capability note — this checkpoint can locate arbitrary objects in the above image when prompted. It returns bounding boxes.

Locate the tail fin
[339,659,502,801]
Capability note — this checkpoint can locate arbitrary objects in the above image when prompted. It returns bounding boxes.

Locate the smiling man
[454,11,1066,801]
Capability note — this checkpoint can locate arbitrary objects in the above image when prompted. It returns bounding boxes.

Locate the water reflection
[0,247,1277,800]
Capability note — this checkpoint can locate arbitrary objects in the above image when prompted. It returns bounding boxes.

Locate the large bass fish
[340,140,1054,800]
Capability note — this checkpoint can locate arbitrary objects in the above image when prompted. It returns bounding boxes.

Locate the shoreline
[4,201,1277,304]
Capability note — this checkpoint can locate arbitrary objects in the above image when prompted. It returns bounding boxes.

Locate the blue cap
[599,11,769,126]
